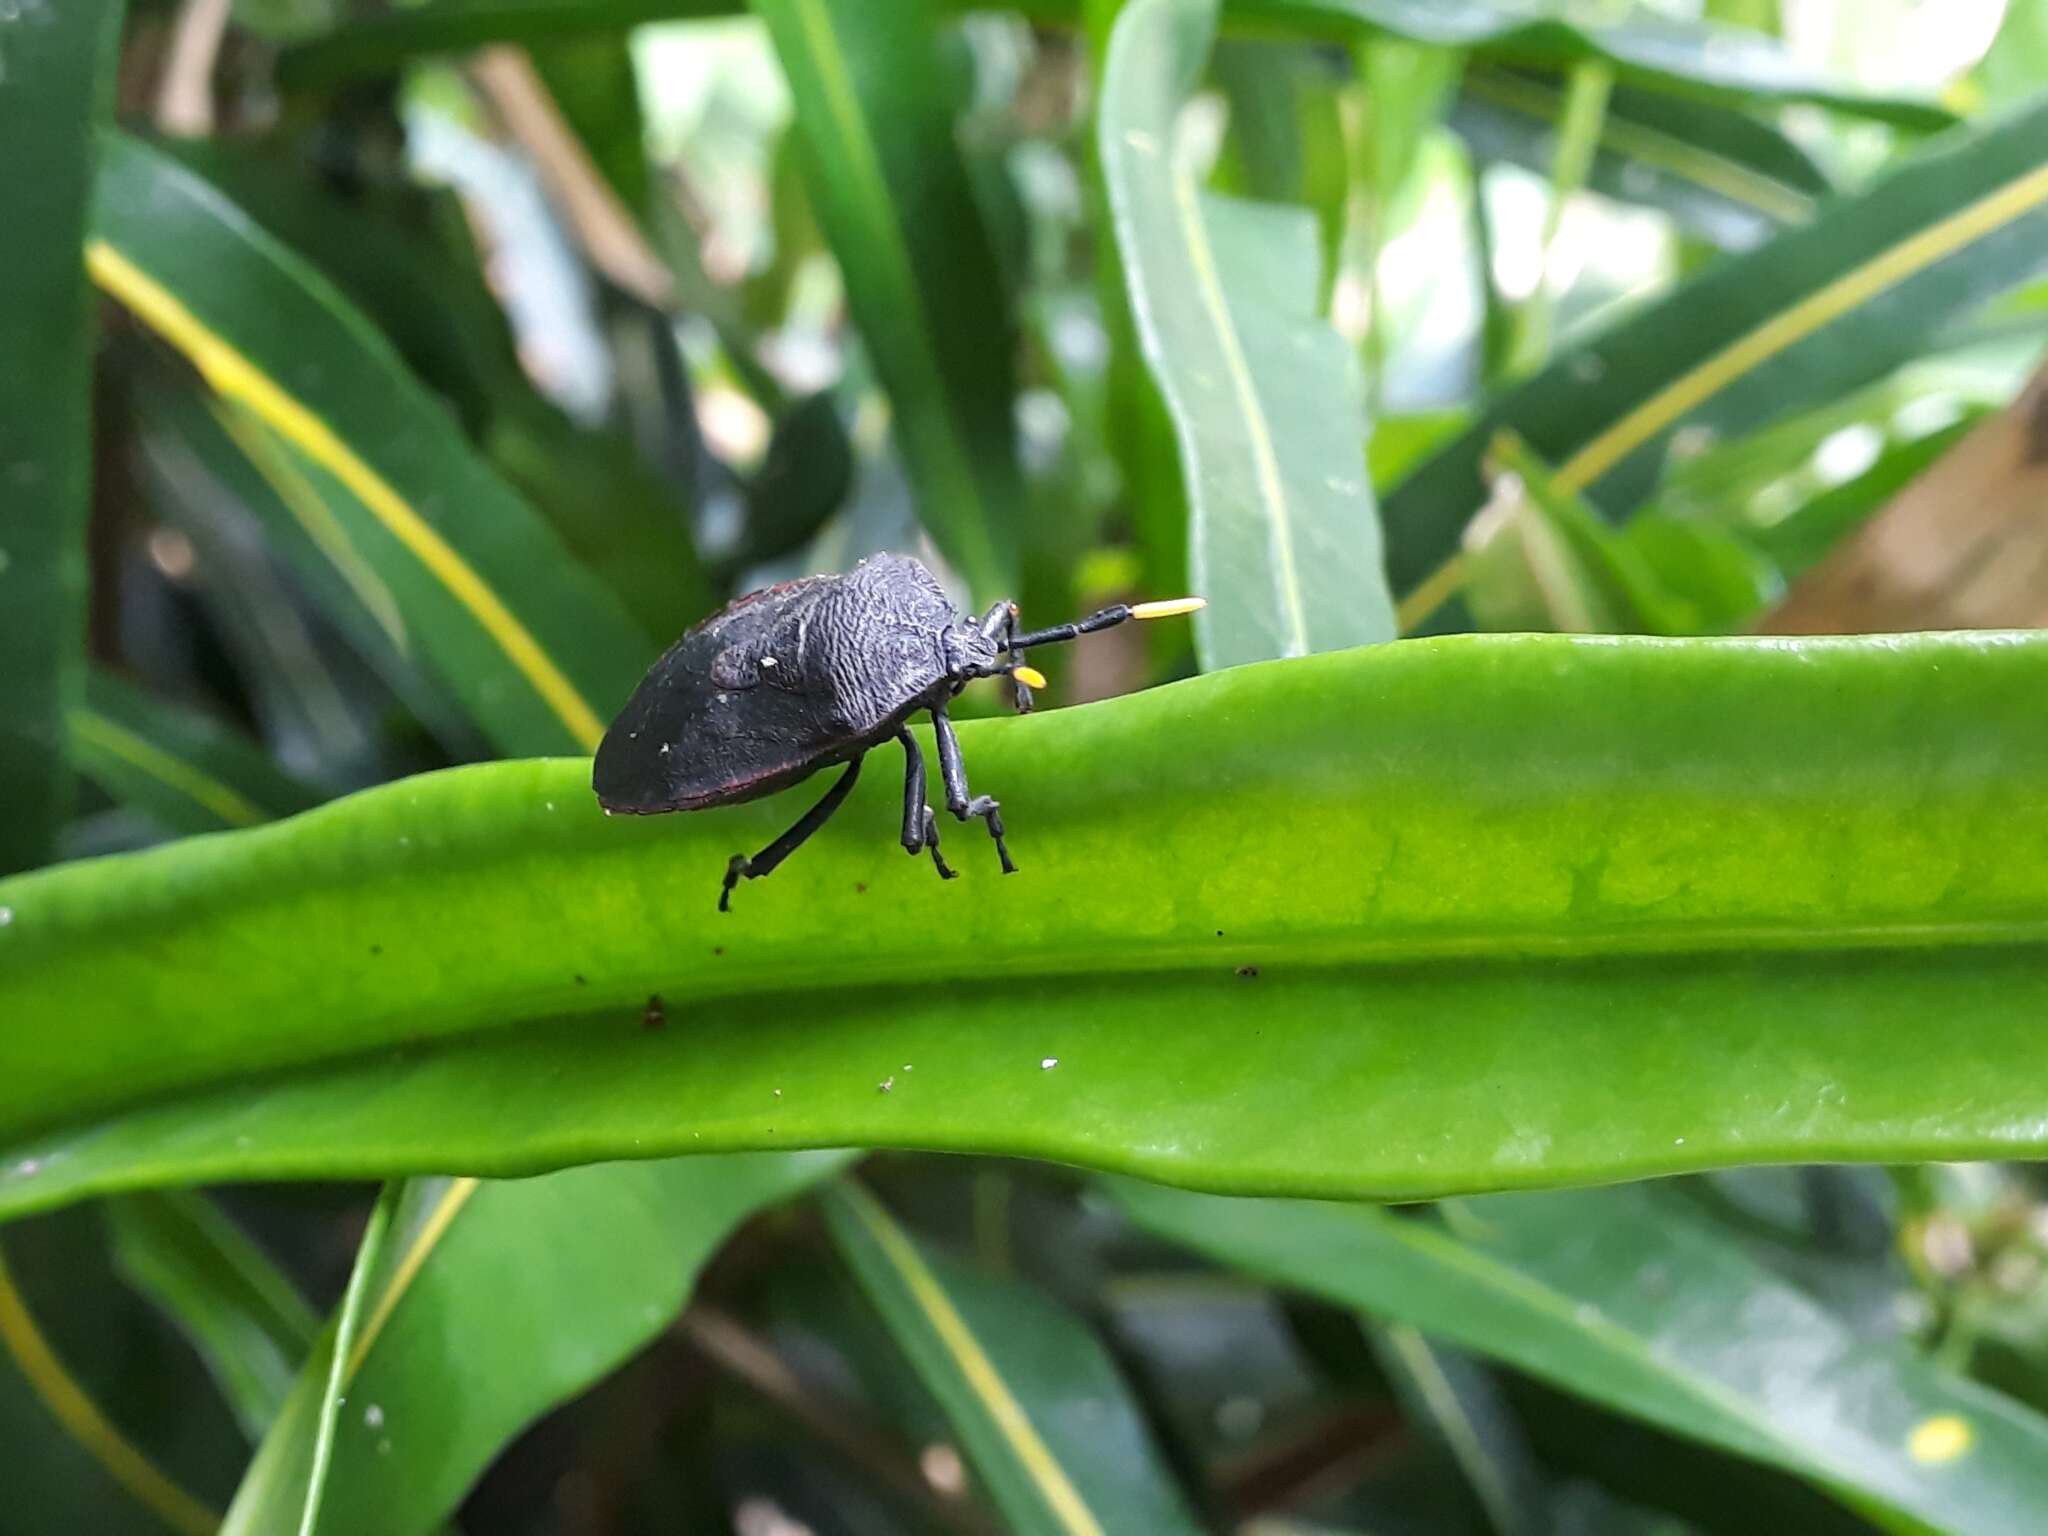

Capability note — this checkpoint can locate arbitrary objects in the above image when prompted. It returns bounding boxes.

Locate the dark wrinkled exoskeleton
[593,553,1190,910]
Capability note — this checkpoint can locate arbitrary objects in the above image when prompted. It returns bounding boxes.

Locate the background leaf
[106,1191,317,1442]
[90,133,656,756]
[822,1180,1202,1535]
[1384,97,2048,620]
[0,0,122,874]
[751,0,1024,599]
[71,671,324,837]
[1102,0,1393,666]
[1,1208,234,1536]
[222,1155,845,1536]
[1113,1177,2048,1535]
[1450,71,1829,251]
[274,0,1956,130]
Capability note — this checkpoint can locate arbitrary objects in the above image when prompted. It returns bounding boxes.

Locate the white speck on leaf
[879,1076,895,1093]
[364,1404,385,1429]
[1041,1057,1058,1071]
[0,906,13,927]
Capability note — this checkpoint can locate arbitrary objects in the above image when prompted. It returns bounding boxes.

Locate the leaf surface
[1,633,2044,1214]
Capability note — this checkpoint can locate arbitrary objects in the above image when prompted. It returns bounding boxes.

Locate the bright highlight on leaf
[1908,1414,1974,1465]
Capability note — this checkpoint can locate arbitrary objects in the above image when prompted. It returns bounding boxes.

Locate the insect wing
[594,578,852,812]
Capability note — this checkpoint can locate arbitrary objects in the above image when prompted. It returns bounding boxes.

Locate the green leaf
[89,133,656,757]
[138,141,714,641]
[1977,0,2048,113]
[1450,71,1829,250]
[70,671,325,838]
[1110,1178,2048,1534]
[4,633,2048,1215]
[1462,433,1698,636]
[0,0,122,873]
[1368,1324,1543,1536]
[279,1181,399,1536]
[1211,39,1354,302]
[124,371,483,758]
[1101,0,1393,666]
[1383,97,2048,621]
[821,1181,1202,1536]
[146,140,531,434]
[1356,39,1462,402]
[530,32,653,215]
[107,1191,317,1443]
[274,0,1954,130]
[1745,418,1977,581]
[751,0,1023,600]
[223,1156,844,1536]
[1,1209,232,1536]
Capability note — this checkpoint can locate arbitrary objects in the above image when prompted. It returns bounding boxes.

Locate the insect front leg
[895,726,955,880]
[932,707,1016,874]
[721,755,863,912]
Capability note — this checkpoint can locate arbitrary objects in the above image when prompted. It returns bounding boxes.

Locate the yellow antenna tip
[1131,596,1206,620]
[1011,665,1048,690]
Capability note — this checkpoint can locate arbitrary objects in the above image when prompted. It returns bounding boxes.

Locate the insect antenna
[1009,596,1204,651]
[1003,595,1201,714]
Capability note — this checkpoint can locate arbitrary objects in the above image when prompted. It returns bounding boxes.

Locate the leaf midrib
[1167,158,1310,658]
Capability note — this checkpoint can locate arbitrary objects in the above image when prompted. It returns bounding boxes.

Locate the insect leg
[895,726,956,880]
[1002,604,1033,714]
[975,600,1013,641]
[720,755,863,912]
[932,707,1016,874]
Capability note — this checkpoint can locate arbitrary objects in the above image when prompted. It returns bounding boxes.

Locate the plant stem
[1505,59,1613,377]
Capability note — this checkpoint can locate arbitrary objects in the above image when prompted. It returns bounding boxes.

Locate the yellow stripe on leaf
[841,1184,1104,1536]
[1555,160,2048,493]
[85,240,605,752]
[347,1176,480,1378]
[210,398,411,656]
[1464,71,1815,225]
[1170,162,1310,657]
[1398,156,2048,634]
[0,1248,220,1536]
[70,709,269,828]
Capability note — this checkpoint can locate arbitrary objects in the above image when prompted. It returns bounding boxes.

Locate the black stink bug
[592,553,1202,910]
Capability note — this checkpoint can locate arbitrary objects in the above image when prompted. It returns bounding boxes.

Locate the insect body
[592,553,1201,910]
